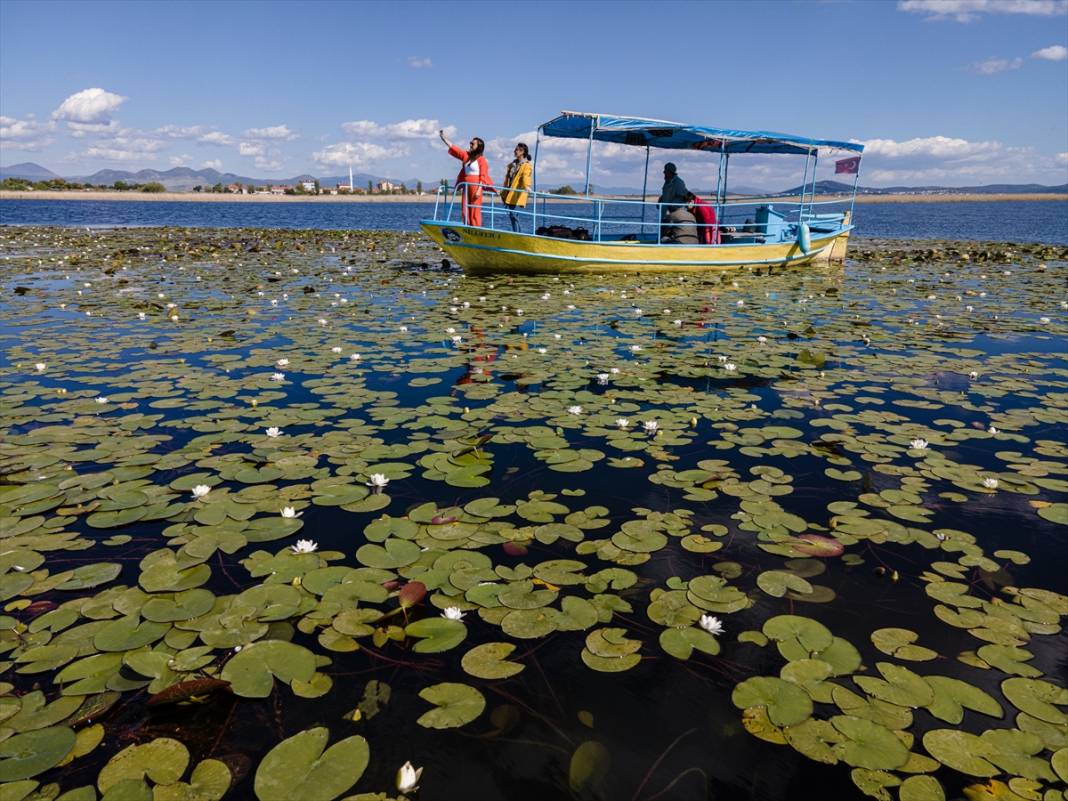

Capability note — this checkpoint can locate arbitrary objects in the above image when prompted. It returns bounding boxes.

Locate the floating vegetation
[0,226,1066,800]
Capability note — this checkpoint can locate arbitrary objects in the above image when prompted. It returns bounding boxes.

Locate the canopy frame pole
[715,149,725,223]
[640,145,650,236]
[849,158,862,223]
[721,154,730,220]
[583,117,596,196]
[798,150,810,222]
[532,127,541,233]
[808,149,819,222]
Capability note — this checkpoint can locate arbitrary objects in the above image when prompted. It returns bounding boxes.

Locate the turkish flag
[835,156,861,174]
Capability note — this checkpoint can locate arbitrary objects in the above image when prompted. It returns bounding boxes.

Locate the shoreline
[1,189,1065,204]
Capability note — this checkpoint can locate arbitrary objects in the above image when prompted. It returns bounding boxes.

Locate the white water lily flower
[399,325,409,332]
[34,362,46,372]
[441,606,465,621]
[330,346,342,354]
[909,438,929,451]
[270,372,285,381]
[610,367,620,374]
[446,327,456,334]
[95,396,109,404]
[634,307,642,315]
[987,425,999,434]
[968,371,979,380]
[1039,316,1051,324]
[541,293,551,300]
[567,405,583,415]
[270,299,278,306]
[982,477,999,490]
[191,484,211,499]
[318,318,328,325]
[281,506,301,519]
[616,418,630,429]
[137,311,147,320]
[276,358,289,367]
[367,473,389,488]
[597,373,610,385]
[515,308,524,315]
[699,614,725,635]
[724,362,737,372]
[736,300,745,307]
[537,347,547,354]
[716,354,728,363]
[643,420,659,434]
[349,353,361,361]
[290,538,316,553]
[265,427,282,438]
[757,336,767,343]
[630,344,642,352]
[451,335,462,344]
[673,319,683,326]
[397,761,423,794]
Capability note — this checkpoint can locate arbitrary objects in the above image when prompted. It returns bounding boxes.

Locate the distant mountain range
[0,162,430,191]
[2,162,1066,196]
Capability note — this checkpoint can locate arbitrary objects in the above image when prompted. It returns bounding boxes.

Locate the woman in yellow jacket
[500,143,533,233]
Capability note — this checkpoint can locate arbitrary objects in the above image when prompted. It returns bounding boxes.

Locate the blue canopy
[540,111,864,156]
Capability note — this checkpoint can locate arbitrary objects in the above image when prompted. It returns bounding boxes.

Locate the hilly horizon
[2,162,1067,196]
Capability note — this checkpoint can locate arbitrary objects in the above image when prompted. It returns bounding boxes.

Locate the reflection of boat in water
[421,111,864,275]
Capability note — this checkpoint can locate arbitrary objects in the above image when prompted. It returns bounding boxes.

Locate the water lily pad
[732,676,813,727]
[417,682,486,729]
[253,727,369,801]
[830,715,909,771]
[221,640,316,697]
[461,642,524,679]
[98,737,189,793]
[405,617,467,653]
[0,726,76,781]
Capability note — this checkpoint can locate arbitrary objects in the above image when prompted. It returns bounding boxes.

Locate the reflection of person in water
[454,325,498,386]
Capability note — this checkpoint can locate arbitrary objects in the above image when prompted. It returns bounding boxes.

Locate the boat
[420,111,865,275]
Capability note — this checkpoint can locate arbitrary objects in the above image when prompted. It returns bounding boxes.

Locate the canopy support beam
[640,145,650,234]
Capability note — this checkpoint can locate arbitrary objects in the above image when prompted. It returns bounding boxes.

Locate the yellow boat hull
[420,221,850,275]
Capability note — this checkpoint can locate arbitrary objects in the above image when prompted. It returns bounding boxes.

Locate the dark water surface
[2,197,1067,243]
[0,227,1066,801]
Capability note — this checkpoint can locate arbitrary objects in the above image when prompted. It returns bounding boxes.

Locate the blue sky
[1,0,1066,189]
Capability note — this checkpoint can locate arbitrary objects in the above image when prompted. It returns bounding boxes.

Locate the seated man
[688,192,718,245]
[662,206,700,245]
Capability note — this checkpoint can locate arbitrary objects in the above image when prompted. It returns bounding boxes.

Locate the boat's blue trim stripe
[429,236,834,267]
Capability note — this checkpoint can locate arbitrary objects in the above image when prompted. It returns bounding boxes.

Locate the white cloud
[244,124,298,141]
[85,137,164,161]
[66,119,122,137]
[341,118,454,140]
[859,135,1003,160]
[0,115,55,150]
[202,159,223,170]
[198,131,236,146]
[1055,152,1068,164]
[169,154,192,167]
[313,141,401,168]
[52,87,127,122]
[898,0,1068,21]
[1033,44,1068,60]
[156,124,205,138]
[971,56,1024,73]
[254,155,282,170]
[239,141,266,157]
[407,56,433,68]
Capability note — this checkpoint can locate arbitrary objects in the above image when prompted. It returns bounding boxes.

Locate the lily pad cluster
[0,226,1065,800]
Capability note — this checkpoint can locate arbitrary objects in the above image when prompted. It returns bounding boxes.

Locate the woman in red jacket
[439,129,493,227]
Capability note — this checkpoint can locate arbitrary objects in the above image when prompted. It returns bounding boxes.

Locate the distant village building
[335,182,351,194]
[225,183,243,194]
[376,180,397,192]
[300,180,316,193]
[269,185,287,195]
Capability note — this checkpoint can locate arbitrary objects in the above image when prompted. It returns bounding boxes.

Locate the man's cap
[664,162,677,173]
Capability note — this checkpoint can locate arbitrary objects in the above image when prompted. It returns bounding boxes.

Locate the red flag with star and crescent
[835,156,861,175]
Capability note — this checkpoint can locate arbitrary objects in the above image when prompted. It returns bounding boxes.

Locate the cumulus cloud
[52,88,127,123]
[1055,152,1068,164]
[341,118,454,140]
[971,56,1024,73]
[898,0,1068,22]
[198,131,236,146]
[0,115,55,150]
[66,119,122,137]
[156,124,205,138]
[244,124,298,141]
[313,141,402,168]
[202,159,223,170]
[407,56,433,68]
[169,154,192,167]
[860,135,1003,160]
[84,136,166,162]
[1033,44,1068,60]
[239,141,266,157]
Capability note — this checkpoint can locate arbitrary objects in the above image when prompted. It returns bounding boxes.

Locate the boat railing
[431,182,852,244]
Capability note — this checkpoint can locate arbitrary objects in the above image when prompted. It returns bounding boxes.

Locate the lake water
[0,226,1065,801]
[2,197,1067,243]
